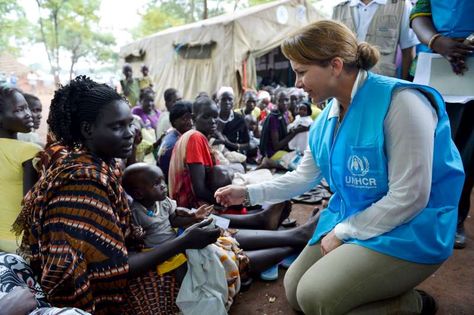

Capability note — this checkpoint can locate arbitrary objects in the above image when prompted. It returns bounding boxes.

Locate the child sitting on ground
[287,101,313,154]
[122,163,244,310]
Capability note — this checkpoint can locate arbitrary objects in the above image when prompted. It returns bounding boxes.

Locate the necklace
[217,110,234,123]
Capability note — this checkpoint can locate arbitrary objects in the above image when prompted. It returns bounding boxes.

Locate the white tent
[120,0,323,107]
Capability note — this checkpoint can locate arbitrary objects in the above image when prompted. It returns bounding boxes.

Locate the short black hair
[164,88,178,103]
[22,93,40,108]
[48,75,124,148]
[300,101,312,116]
[243,90,257,101]
[0,86,21,113]
[170,100,192,125]
[192,96,214,115]
[139,87,155,101]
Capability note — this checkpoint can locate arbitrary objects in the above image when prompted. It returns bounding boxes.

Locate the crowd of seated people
[0,74,321,315]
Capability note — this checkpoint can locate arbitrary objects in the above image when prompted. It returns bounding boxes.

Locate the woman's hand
[180,218,220,249]
[432,36,474,74]
[214,184,246,207]
[320,229,342,256]
[0,287,37,315]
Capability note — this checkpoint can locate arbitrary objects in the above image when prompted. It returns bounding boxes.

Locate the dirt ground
[230,190,474,315]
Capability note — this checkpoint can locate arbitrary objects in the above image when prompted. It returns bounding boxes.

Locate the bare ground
[230,190,474,315]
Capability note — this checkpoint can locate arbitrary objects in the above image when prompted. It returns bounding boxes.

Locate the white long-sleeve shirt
[248,70,438,241]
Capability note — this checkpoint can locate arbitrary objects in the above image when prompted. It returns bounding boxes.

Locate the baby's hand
[194,204,214,219]
[175,207,194,217]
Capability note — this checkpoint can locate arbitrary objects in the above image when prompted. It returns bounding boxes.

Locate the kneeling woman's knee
[283,268,302,311]
[295,279,337,315]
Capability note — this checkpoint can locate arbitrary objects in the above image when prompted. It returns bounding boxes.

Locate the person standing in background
[333,0,419,80]
[411,0,474,249]
[120,64,140,107]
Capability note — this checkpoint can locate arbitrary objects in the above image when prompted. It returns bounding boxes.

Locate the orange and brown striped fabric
[18,151,131,315]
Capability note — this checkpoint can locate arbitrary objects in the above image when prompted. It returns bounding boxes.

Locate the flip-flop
[277,201,293,226]
[291,194,323,204]
[260,264,279,281]
[280,254,299,269]
[281,217,297,228]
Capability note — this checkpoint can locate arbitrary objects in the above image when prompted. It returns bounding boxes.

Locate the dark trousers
[446,101,474,227]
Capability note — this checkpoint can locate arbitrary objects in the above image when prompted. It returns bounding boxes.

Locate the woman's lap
[284,243,440,315]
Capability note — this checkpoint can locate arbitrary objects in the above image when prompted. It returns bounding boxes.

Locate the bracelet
[428,33,441,50]
[243,187,251,207]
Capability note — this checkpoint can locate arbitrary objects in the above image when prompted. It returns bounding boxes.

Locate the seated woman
[238,90,261,120]
[0,87,41,253]
[214,86,250,154]
[259,89,308,170]
[157,100,193,181]
[169,96,293,227]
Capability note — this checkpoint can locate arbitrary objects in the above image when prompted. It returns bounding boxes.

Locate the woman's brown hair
[281,20,380,71]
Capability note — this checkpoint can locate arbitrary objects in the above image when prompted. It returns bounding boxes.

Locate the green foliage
[133,4,185,38]
[35,0,116,79]
[0,0,30,54]
[133,0,228,39]
[248,0,274,6]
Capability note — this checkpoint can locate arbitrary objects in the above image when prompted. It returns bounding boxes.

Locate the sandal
[260,264,279,281]
[281,217,297,228]
[280,254,299,269]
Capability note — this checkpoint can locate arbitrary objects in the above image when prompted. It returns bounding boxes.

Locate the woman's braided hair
[48,75,124,148]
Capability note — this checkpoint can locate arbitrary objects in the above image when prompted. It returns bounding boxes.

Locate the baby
[122,163,212,279]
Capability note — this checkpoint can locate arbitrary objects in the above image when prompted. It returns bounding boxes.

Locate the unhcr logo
[345,155,377,188]
[347,155,369,176]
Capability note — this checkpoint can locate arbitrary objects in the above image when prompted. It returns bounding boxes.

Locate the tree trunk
[203,0,208,19]
[189,0,195,22]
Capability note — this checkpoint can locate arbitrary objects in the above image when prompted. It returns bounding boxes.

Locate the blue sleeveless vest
[308,73,464,264]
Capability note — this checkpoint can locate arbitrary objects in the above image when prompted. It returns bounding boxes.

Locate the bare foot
[293,210,320,245]
[259,201,292,230]
[256,157,287,171]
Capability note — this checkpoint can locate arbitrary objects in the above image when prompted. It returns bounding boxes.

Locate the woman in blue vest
[215,20,464,314]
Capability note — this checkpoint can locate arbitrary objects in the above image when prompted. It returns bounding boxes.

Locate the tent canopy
[120,0,323,108]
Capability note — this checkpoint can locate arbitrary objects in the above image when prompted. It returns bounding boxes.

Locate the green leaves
[0,0,29,54]
[35,0,116,81]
